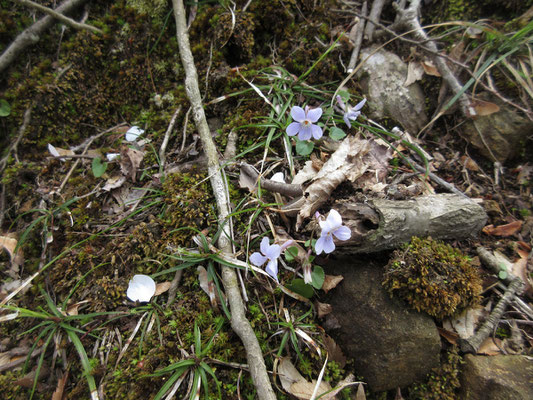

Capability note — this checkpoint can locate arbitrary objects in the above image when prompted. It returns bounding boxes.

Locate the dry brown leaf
[323,334,346,368]
[292,160,319,185]
[472,98,500,116]
[315,301,333,318]
[102,175,127,192]
[0,234,23,278]
[120,147,144,182]
[442,305,487,339]
[477,337,503,355]
[437,327,459,345]
[238,164,258,193]
[52,370,69,400]
[278,357,332,400]
[404,61,425,86]
[297,136,372,226]
[197,266,218,308]
[482,221,522,236]
[155,281,171,296]
[513,248,532,296]
[355,383,367,400]
[421,60,441,76]
[322,275,344,294]
[460,155,480,171]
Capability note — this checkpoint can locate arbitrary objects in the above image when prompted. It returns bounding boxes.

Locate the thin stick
[159,106,182,169]
[0,0,88,73]
[347,1,367,73]
[363,0,385,42]
[171,1,276,399]
[14,0,103,34]
[0,105,32,173]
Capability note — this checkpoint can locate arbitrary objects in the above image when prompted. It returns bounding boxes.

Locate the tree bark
[332,194,487,254]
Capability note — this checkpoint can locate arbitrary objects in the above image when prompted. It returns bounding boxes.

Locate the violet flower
[315,209,351,255]
[286,105,323,141]
[250,237,281,282]
[336,96,366,128]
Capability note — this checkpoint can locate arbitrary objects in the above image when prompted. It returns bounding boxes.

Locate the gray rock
[459,354,533,400]
[325,258,441,392]
[460,93,533,163]
[357,47,428,134]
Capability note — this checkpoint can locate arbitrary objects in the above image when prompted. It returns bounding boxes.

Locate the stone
[460,93,533,163]
[356,47,428,134]
[459,354,533,400]
[324,257,441,392]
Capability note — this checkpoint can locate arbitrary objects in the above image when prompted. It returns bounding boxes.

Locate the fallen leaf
[315,301,332,318]
[394,387,404,400]
[472,98,500,116]
[47,143,74,161]
[437,326,459,345]
[482,220,522,237]
[513,248,532,296]
[442,305,487,339]
[238,164,258,193]
[404,61,425,86]
[322,275,344,294]
[154,281,171,296]
[197,266,218,308]
[460,155,480,171]
[421,60,441,76]
[292,160,319,185]
[278,357,332,400]
[52,370,69,400]
[323,334,346,367]
[477,337,502,355]
[102,175,127,191]
[120,147,144,182]
[356,383,367,400]
[0,234,24,278]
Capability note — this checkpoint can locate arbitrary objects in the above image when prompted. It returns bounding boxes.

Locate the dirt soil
[0,1,532,399]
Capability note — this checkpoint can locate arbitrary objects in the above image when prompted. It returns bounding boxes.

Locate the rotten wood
[328,194,487,254]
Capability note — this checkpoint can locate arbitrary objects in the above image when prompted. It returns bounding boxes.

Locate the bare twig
[347,1,367,73]
[363,0,386,42]
[0,104,32,173]
[0,0,88,74]
[460,277,524,353]
[159,106,182,169]
[14,0,103,34]
[172,1,276,399]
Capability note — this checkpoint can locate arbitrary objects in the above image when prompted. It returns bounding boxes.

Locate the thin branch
[347,1,367,73]
[363,0,386,42]
[0,0,89,74]
[0,104,32,173]
[159,106,182,169]
[14,0,103,35]
[171,1,276,399]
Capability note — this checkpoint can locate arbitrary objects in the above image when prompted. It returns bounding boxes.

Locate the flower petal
[315,235,326,255]
[125,126,144,142]
[250,252,267,267]
[286,122,301,136]
[327,209,343,229]
[333,225,351,241]
[306,107,323,122]
[290,106,306,122]
[265,243,281,260]
[343,114,352,128]
[298,126,312,141]
[354,98,367,111]
[271,172,285,183]
[322,235,336,254]
[311,124,323,140]
[303,265,312,284]
[127,274,156,302]
[260,236,270,255]
[265,259,279,282]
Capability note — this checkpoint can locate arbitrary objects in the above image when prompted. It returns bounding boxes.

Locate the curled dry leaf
[154,281,172,296]
[442,305,487,339]
[404,61,425,86]
[315,301,333,318]
[0,235,23,278]
[322,275,344,294]
[482,220,522,237]
[421,60,441,76]
[472,98,500,116]
[197,266,218,308]
[477,337,503,355]
[292,160,319,186]
[278,357,332,400]
[323,333,347,368]
[120,147,144,182]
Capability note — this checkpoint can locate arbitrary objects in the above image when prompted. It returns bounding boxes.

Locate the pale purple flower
[302,249,313,284]
[336,96,366,128]
[250,237,281,282]
[315,209,351,255]
[286,105,323,141]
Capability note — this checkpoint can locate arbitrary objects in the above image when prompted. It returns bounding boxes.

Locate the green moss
[382,237,483,319]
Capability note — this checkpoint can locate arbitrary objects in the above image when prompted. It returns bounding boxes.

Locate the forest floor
[0,1,532,399]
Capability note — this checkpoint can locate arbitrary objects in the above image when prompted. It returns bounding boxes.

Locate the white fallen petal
[125,126,144,142]
[126,274,156,302]
[106,153,120,161]
[271,172,285,183]
[48,143,60,158]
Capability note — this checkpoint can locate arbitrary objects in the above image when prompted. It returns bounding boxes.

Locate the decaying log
[328,194,487,254]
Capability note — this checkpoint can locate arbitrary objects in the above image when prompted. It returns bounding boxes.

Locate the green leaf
[311,265,325,290]
[91,157,108,178]
[286,279,314,298]
[337,90,351,103]
[0,99,10,117]
[498,270,508,280]
[285,246,299,262]
[295,140,314,156]
[329,126,346,140]
[499,263,507,271]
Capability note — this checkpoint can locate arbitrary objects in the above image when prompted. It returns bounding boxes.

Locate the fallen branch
[14,0,103,35]
[0,104,32,173]
[459,277,524,353]
[0,0,88,74]
[172,1,276,399]
[240,162,303,197]
[347,1,367,73]
[363,0,385,42]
